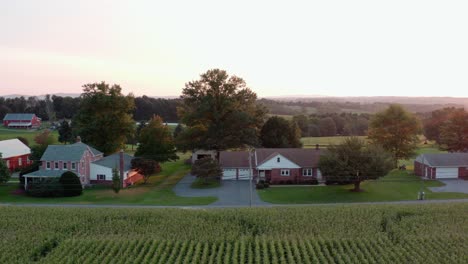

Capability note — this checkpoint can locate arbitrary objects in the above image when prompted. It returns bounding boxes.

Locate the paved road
[429,179,468,194]
[173,174,270,206]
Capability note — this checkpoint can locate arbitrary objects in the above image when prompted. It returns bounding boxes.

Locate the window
[63,162,68,169]
[71,162,76,170]
[303,168,313,176]
[97,174,106,180]
[54,162,59,170]
[46,162,51,169]
[18,158,22,166]
[280,169,290,176]
[277,157,280,162]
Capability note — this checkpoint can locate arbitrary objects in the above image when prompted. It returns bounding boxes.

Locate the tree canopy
[439,110,468,152]
[131,158,160,184]
[72,82,135,155]
[423,107,464,145]
[191,157,222,183]
[177,69,267,153]
[260,116,302,148]
[135,116,178,163]
[368,104,421,167]
[318,137,393,192]
[58,120,74,144]
[0,153,11,184]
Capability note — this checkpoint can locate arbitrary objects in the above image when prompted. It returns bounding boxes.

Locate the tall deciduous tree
[439,110,468,152]
[72,82,135,155]
[135,116,178,163]
[0,154,11,183]
[368,105,421,167]
[318,137,393,192]
[31,129,56,162]
[424,107,465,145]
[260,116,302,148]
[177,69,267,154]
[191,157,222,183]
[58,121,74,144]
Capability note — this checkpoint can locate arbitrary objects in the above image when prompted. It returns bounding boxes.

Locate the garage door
[238,169,252,180]
[222,169,237,180]
[436,168,459,179]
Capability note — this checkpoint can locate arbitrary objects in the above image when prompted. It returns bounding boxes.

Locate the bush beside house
[26,171,82,197]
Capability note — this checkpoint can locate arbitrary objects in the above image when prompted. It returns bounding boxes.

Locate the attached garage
[435,168,459,179]
[238,169,253,180]
[222,169,237,180]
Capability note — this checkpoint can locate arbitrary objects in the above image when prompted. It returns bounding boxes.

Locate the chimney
[315,144,319,150]
[119,149,124,188]
[76,136,81,143]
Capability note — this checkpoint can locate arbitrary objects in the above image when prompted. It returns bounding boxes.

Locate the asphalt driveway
[173,174,270,206]
[429,179,468,194]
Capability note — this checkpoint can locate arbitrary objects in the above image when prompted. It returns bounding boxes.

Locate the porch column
[24,176,27,190]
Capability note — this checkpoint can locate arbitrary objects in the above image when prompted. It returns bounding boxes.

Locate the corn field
[1,203,467,263]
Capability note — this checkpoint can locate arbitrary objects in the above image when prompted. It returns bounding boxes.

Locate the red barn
[0,139,32,171]
[2,113,41,129]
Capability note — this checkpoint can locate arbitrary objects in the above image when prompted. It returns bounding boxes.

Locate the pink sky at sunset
[1,0,468,97]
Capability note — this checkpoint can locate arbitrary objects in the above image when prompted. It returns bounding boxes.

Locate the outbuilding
[414,153,468,180]
[0,139,32,171]
[2,113,41,129]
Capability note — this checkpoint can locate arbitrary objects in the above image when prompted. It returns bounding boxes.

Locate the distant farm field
[0,127,59,145]
[1,203,467,263]
[301,136,367,147]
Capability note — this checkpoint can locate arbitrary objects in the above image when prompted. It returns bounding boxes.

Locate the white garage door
[436,168,459,179]
[222,169,237,180]
[238,169,252,180]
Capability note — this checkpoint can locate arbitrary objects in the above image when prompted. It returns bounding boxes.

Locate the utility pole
[419,155,425,200]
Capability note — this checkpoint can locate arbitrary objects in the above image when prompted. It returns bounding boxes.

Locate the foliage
[439,109,468,151]
[0,153,11,183]
[59,171,82,197]
[191,157,222,182]
[19,162,40,188]
[26,178,63,197]
[72,82,135,155]
[16,136,29,147]
[58,121,74,144]
[368,104,421,167]
[177,69,267,152]
[318,117,337,136]
[111,167,121,194]
[423,107,464,144]
[1,204,467,263]
[292,113,370,137]
[135,116,178,163]
[173,123,184,139]
[134,96,180,122]
[131,158,160,184]
[34,129,56,146]
[260,116,302,148]
[318,137,393,192]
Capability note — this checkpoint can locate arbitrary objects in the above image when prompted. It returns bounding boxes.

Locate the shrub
[59,171,83,197]
[26,178,63,197]
[19,163,40,188]
[256,183,264,189]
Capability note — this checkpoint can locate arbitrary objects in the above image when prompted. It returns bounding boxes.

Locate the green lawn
[0,127,59,145]
[190,178,221,189]
[301,136,367,147]
[0,154,216,205]
[258,169,468,204]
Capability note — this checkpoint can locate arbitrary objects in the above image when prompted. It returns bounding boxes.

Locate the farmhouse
[0,139,32,171]
[23,139,104,187]
[414,153,468,180]
[90,151,143,187]
[220,148,323,184]
[2,113,41,129]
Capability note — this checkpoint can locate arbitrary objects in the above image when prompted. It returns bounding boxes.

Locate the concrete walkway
[173,174,270,206]
[429,179,468,194]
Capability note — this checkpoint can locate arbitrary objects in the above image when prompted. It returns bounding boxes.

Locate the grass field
[1,203,467,263]
[301,136,367,147]
[0,127,59,145]
[258,170,468,204]
[0,153,216,205]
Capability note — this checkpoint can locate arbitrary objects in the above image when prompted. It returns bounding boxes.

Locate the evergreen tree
[112,167,121,193]
[0,154,11,184]
[58,121,74,144]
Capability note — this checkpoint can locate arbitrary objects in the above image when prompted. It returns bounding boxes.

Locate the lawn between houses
[0,153,216,205]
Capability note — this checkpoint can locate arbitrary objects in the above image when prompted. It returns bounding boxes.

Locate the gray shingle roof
[2,113,35,121]
[24,169,68,177]
[220,148,322,168]
[92,152,133,171]
[41,142,103,161]
[416,153,468,167]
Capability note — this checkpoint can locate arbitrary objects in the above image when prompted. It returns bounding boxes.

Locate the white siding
[90,164,112,181]
[257,154,300,170]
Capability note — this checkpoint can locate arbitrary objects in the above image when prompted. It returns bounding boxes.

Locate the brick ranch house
[23,138,142,189]
[219,148,323,184]
[2,113,41,129]
[0,139,32,171]
[414,153,468,180]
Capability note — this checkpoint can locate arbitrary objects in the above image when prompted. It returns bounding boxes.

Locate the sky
[1,0,468,97]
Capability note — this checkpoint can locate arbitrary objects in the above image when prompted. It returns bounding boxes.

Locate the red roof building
[2,113,41,129]
[0,139,32,171]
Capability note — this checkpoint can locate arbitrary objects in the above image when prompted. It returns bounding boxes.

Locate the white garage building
[414,153,468,180]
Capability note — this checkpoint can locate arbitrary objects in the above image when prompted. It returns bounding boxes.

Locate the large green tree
[318,137,393,192]
[135,116,178,163]
[191,157,222,183]
[439,110,468,152]
[260,116,302,148]
[368,104,421,167]
[58,120,74,144]
[72,82,135,155]
[177,69,267,154]
[423,107,465,146]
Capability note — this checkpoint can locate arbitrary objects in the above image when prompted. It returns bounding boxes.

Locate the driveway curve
[173,174,270,206]
[429,179,468,194]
